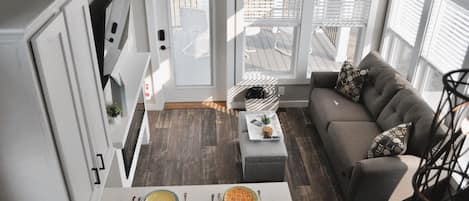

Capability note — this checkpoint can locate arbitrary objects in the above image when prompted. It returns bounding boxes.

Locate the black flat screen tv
[89,0,113,88]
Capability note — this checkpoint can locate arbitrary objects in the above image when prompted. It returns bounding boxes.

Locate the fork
[257,190,262,201]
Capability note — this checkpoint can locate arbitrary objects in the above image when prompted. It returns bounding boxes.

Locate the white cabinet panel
[63,0,112,173]
[0,40,70,201]
[31,13,94,201]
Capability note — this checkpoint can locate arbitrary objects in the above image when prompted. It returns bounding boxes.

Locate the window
[307,0,371,76]
[419,61,444,109]
[382,0,469,109]
[418,0,469,108]
[383,0,469,187]
[381,0,425,78]
[236,0,373,83]
[420,0,469,73]
[244,0,302,25]
[241,0,302,78]
[244,26,296,74]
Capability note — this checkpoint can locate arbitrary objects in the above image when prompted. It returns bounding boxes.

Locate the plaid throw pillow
[368,122,413,158]
[334,61,368,102]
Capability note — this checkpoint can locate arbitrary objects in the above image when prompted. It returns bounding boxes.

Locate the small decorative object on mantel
[411,69,469,201]
[110,73,127,116]
[107,103,122,124]
[261,115,273,138]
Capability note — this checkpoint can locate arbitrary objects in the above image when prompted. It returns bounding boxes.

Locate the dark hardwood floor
[133,108,342,201]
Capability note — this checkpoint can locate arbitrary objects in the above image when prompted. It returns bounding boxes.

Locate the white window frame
[234,0,378,85]
[380,0,469,89]
[235,0,309,85]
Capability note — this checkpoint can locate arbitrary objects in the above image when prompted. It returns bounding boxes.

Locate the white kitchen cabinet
[31,11,97,201]
[0,0,113,201]
[63,0,113,188]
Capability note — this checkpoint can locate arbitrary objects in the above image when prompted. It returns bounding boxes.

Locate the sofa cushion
[368,122,412,158]
[359,51,391,69]
[310,88,373,132]
[327,121,381,179]
[377,89,436,156]
[334,61,369,102]
[359,52,409,118]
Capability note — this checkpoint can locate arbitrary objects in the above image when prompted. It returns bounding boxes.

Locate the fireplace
[122,103,145,178]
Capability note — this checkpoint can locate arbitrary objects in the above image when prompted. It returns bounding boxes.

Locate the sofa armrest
[309,71,338,89]
[348,155,420,201]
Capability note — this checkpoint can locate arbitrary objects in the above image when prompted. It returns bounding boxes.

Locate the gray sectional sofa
[309,51,440,201]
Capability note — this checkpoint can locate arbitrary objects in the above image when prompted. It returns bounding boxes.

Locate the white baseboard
[279,100,309,108]
[230,100,308,109]
[144,103,164,111]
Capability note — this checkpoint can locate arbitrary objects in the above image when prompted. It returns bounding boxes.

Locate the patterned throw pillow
[334,61,368,102]
[368,122,413,158]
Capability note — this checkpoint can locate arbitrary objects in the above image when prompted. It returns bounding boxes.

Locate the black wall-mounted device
[158,30,165,41]
[111,22,118,33]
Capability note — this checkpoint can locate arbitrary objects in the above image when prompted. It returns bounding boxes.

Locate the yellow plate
[144,190,178,201]
[224,186,258,201]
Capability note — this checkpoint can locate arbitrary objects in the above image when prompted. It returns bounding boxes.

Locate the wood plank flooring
[133,108,342,201]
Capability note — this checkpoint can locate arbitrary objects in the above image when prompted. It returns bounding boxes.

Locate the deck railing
[170,0,200,27]
[321,26,338,47]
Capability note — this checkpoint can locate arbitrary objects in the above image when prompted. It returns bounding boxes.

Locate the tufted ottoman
[238,111,288,182]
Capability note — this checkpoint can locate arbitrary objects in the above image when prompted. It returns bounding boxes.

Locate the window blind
[389,0,425,46]
[421,0,469,72]
[243,0,302,26]
[311,0,371,27]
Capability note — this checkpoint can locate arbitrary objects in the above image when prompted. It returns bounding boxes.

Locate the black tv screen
[89,0,113,88]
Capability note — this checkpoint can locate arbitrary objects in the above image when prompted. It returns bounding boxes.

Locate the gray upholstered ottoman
[238,111,288,182]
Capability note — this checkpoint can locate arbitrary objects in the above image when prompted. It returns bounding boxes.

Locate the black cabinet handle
[97,154,105,170]
[92,168,101,185]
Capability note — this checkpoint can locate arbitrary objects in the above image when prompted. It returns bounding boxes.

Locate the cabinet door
[63,0,112,174]
[31,13,96,201]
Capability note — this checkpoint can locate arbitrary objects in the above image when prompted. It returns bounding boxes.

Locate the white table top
[101,182,292,201]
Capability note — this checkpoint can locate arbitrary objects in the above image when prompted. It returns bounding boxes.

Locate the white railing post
[335,27,351,62]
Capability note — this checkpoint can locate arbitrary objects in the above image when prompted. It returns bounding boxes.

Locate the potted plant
[107,104,122,124]
[261,114,273,138]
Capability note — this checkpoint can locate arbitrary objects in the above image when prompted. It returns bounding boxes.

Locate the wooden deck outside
[244,27,358,76]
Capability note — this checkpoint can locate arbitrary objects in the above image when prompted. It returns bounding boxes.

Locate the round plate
[144,190,178,201]
[224,186,258,201]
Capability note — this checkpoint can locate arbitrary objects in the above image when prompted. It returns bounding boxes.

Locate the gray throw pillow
[334,61,368,102]
[368,122,412,158]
